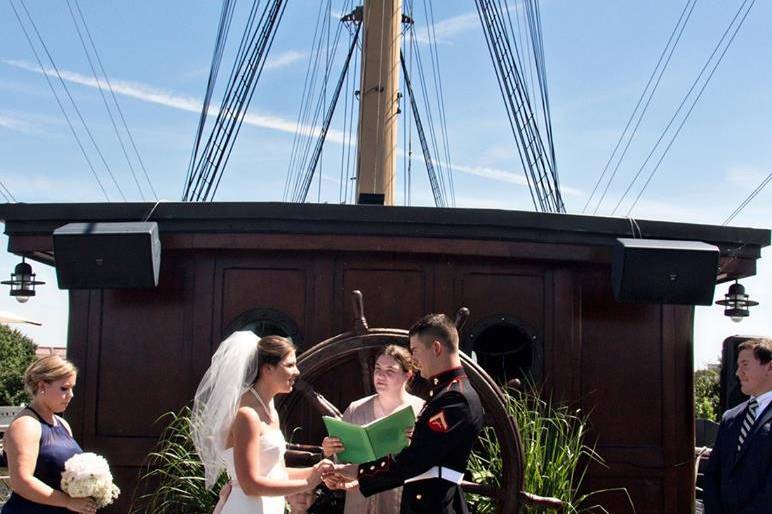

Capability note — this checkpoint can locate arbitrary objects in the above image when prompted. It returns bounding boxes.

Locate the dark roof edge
[0,202,769,248]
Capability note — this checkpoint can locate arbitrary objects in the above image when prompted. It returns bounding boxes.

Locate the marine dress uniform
[357,366,484,514]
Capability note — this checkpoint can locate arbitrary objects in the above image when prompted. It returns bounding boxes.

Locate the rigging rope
[184,0,288,202]
[65,0,146,200]
[723,171,772,225]
[9,0,112,201]
[615,0,756,216]
[585,0,697,215]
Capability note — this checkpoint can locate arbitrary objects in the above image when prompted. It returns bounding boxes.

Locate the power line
[72,0,157,200]
[9,0,111,201]
[0,180,17,202]
[66,0,146,200]
[618,0,756,216]
[584,0,697,214]
[723,171,772,225]
[15,0,127,200]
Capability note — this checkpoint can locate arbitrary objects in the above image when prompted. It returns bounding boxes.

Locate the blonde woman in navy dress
[2,356,96,514]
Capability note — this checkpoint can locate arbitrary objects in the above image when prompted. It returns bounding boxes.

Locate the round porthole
[462,314,542,384]
[225,308,302,346]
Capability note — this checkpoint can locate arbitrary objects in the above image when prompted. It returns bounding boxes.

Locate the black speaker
[612,238,719,305]
[53,222,161,289]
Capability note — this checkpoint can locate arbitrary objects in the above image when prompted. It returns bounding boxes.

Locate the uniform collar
[427,366,466,396]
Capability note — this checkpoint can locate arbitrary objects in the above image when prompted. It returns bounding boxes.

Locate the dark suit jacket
[703,398,772,514]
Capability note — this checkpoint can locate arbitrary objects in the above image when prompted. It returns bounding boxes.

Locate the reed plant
[130,406,226,514]
[468,386,629,513]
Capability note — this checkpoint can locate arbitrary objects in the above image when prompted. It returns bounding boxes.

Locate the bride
[192,332,332,514]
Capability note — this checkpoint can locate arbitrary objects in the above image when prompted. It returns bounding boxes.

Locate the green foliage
[130,407,227,514]
[694,365,720,422]
[468,386,630,514]
[0,324,37,405]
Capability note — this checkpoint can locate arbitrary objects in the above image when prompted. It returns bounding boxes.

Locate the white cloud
[726,165,768,188]
[414,11,479,44]
[450,162,529,185]
[4,59,346,144]
[0,113,34,133]
[265,50,307,70]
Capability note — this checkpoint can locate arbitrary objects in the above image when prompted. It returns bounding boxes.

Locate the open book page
[323,416,376,463]
[323,405,416,464]
[364,405,415,458]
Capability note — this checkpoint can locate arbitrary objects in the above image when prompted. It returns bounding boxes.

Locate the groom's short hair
[409,314,459,353]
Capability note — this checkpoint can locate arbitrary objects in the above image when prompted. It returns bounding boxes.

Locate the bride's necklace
[249,387,276,423]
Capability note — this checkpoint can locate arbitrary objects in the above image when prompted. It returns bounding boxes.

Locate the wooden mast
[355,0,402,205]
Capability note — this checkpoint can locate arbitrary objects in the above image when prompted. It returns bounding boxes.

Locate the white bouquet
[61,452,121,509]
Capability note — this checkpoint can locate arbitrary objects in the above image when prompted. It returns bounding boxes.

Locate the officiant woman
[1,355,97,514]
[322,345,425,514]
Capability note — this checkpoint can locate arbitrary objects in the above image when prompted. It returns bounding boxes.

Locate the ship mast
[354,0,402,205]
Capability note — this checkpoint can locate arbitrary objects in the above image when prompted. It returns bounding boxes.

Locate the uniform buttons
[429,390,434,397]
[433,378,439,385]
[416,494,422,500]
[370,465,375,470]
[359,468,364,474]
[380,462,385,467]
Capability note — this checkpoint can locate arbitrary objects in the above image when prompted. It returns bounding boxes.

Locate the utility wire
[585,0,697,214]
[16,0,126,200]
[723,171,772,225]
[71,0,157,200]
[9,0,111,201]
[617,0,756,216]
[66,0,146,200]
[0,181,17,202]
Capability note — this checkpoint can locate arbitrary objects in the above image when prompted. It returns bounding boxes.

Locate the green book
[323,405,416,464]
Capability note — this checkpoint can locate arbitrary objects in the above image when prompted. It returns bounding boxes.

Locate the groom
[327,313,484,514]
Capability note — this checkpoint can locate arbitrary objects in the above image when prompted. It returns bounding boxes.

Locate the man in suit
[326,313,484,514]
[703,337,771,514]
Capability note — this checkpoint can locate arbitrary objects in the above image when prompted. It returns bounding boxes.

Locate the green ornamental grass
[130,407,227,514]
[468,386,631,514]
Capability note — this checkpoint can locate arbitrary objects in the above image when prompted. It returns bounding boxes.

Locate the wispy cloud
[0,113,34,133]
[4,59,345,144]
[5,59,583,195]
[726,165,768,187]
[265,50,308,70]
[413,11,479,44]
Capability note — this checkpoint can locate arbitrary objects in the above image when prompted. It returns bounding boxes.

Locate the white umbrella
[0,310,42,326]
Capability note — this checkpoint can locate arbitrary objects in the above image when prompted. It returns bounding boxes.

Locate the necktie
[736,398,759,453]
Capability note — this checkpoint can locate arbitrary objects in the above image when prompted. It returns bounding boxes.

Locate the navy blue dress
[1,407,83,514]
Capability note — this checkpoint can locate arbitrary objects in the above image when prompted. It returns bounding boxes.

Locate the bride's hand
[309,458,335,486]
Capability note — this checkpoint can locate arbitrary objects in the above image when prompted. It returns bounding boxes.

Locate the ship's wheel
[279,291,565,514]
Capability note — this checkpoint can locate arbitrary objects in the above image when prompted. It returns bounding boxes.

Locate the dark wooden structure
[0,202,769,513]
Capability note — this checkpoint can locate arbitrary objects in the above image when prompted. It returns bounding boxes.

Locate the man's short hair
[409,313,459,353]
[737,337,772,365]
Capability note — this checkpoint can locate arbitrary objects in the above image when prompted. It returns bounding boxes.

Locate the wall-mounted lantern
[1,257,45,303]
[715,280,758,322]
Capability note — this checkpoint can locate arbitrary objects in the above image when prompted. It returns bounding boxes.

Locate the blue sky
[0,1,769,368]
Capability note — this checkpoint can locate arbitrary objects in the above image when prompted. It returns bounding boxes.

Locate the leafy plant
[468,386,631,513]
[694,364,720,422]
[130,406,227,514]
[0,324,36,405]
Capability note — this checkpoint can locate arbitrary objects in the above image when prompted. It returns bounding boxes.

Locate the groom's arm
[358,391,471,497]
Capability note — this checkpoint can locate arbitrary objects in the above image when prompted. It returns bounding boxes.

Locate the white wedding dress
[219,425,288,514]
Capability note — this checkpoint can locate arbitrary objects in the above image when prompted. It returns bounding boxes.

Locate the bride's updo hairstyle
[255,335,296,379]
[25,355,78,397]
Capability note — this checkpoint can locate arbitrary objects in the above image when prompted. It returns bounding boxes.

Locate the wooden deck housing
[1,202,768,513]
